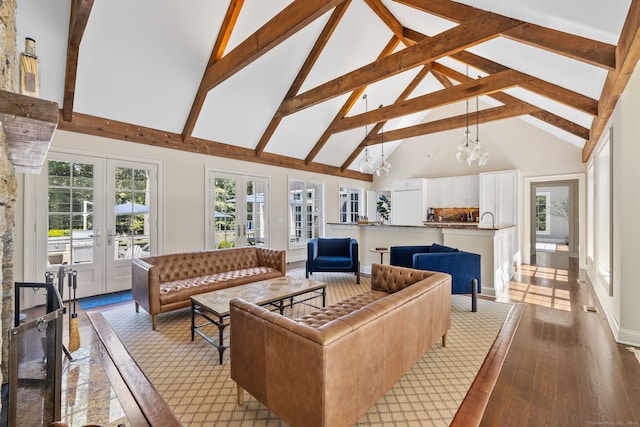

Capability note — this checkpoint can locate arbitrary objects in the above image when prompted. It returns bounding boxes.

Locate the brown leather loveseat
[229,263,452,427]
[131,246,285,330]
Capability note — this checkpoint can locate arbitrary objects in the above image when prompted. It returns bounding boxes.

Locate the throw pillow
[430,243,459,253]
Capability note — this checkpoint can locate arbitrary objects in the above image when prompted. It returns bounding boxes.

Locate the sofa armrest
[256,247,286,275]
[349,239,359,265]
[389,245,431,268]
[131,258,160,317]
[307,238,319,261]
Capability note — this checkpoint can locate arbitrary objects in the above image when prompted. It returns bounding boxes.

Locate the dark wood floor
[68,254,640,426]
[482,249,640,426]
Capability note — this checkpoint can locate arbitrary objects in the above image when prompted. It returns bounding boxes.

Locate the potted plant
[376,194,391,223]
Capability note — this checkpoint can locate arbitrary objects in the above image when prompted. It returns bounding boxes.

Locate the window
[596,134,611,287]
[535,192,550,235]
[587,163,594,262]
[339,186,363,223]
[289,179,322,247]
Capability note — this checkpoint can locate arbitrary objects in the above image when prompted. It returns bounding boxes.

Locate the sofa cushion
[429,243,459,253]
[295,290,387,328]
[313,255,352,269]
[317,238,351,257]
[158,266,281,305]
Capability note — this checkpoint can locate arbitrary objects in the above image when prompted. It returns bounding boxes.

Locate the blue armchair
[390,243,480,311]
[306,238,360,283]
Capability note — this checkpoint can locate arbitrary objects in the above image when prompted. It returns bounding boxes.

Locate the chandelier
[357,94,376,174]
[456,67,488,167]
[375,104,391,176]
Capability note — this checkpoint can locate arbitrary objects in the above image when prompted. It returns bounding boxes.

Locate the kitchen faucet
[481,211,495,228]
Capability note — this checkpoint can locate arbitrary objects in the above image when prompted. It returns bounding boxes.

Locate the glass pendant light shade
[456,130,472,162]
[375,158,391,176]
[456,67,488,167]
[375,103,391,176]
[358,147,376,174]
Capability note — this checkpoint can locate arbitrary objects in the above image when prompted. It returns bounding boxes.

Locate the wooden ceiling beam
[365,102,538,144]
[403,27,599,116]
[340,65,430,171]
[428,64,454,88]
[256,1,351,157]
[181,0,346,140]
[58,110,371,181]
[330,69,522,134]
[364,0,407,43]
[305,36,401,165]
[62,0,94,122]
[431,62,590,139]
[583,0,640,161]
[207,0,244,68]
[395,0,616,70]
[279,12,522,116]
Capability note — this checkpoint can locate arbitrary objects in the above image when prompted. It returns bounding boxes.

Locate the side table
[369,247,390,264]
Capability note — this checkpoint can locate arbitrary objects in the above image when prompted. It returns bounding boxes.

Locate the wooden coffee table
[191,276,326,364]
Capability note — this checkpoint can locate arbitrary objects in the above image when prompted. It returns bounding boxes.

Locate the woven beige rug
[99,271,515,426]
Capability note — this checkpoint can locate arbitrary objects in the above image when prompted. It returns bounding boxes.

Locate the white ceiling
[15,0,634,172]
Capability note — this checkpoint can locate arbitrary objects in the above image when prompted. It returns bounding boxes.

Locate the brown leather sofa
[229,263,452,427]
[131,246,285,330]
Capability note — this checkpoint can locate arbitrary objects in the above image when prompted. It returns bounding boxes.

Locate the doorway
[207,171,269,250]
[529,179,580,264]
[29,153,159,299]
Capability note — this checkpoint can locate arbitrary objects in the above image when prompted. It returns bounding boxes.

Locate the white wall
[14,130,371,281]
[592,60,640,346]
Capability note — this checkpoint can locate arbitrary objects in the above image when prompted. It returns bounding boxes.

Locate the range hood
[0,90,58,174]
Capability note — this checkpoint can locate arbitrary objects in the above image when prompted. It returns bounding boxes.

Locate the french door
[34,153,158,299]
[207,171,269,250]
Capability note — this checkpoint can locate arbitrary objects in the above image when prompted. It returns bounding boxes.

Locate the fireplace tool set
[45,266,80,360]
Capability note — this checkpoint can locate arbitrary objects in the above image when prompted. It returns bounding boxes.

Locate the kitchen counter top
[328,222,512,231]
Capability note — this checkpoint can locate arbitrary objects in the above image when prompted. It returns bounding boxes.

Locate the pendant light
[467,92,489,167]
[357,94,375,174]
[455,66,473,163]
[375,104,391,176]
[456,67,488,167]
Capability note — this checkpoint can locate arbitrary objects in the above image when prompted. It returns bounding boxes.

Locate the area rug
[78,290,132,310]
[93,271,518,426]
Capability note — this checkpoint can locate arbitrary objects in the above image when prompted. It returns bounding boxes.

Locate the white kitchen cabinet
[426,178,451,208]
[479,170,520,227]
[391,179,428,225]
[450,175,479,207]
[428,175,478,208]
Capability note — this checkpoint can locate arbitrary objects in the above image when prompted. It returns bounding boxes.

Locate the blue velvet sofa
[306,238,360,283]
[390,243,480,311]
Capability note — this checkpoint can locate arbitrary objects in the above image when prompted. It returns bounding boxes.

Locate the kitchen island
[327,222,518,297]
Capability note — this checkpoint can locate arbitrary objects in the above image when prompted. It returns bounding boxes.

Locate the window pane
[290,180,322,246]
[47,160,94,266]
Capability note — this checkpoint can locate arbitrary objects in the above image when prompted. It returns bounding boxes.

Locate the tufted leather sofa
[229,263,452,427]
[131,246,285,330]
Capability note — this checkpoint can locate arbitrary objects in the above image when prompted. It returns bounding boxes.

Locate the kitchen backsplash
[431,207,480,222]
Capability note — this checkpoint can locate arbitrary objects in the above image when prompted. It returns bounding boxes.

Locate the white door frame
[23,147,162,299]
[523,173,585,269]
[206,169,270,250]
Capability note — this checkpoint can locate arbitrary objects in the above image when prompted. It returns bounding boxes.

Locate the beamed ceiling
[16,0,640,181]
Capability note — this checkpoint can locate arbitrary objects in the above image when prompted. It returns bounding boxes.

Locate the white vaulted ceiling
[15,0,638,180]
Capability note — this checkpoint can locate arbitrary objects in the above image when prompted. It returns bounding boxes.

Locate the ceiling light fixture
[375,104,391,176]
[467,93,489,166]
[455,66,474,164]
[357,94,375,174]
